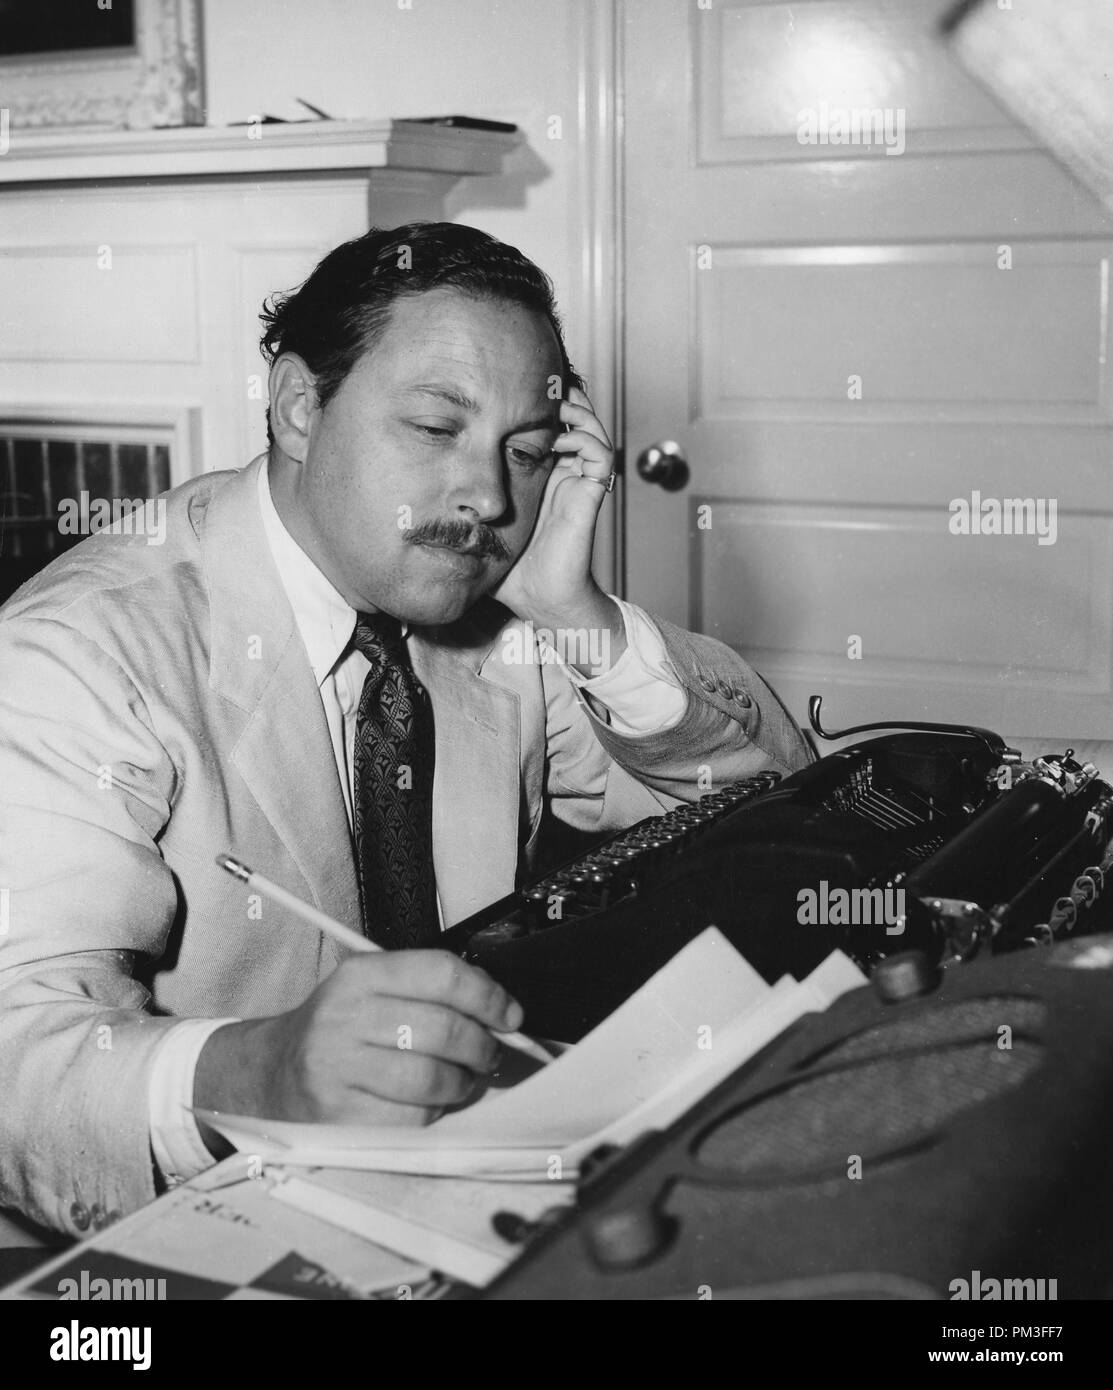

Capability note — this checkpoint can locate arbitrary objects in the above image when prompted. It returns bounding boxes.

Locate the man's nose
[449,443,509,525]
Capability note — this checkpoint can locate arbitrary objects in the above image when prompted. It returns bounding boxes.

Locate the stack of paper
[196,929,865,1284]
[268,1168,573,1288]
[199,928,864,1181]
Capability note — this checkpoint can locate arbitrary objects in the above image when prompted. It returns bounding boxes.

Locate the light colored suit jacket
[0,455,810,1233]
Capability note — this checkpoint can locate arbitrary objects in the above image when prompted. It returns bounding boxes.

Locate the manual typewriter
[442,698,1113,1040]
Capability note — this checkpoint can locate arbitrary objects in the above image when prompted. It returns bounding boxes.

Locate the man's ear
[269,353,319,462]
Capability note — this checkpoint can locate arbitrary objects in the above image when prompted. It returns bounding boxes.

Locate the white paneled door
[622,0,1113,743]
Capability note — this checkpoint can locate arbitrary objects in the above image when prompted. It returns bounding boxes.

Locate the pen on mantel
[216,853,553,1068]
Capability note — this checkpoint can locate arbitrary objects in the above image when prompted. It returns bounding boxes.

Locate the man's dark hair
[259,221,583,440]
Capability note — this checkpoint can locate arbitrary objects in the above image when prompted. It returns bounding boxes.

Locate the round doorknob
[635,440,690,491]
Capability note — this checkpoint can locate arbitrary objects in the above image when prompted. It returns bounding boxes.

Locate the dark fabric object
[351,614,439,949]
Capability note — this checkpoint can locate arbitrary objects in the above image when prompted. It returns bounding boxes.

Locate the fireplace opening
[0,423,173,604]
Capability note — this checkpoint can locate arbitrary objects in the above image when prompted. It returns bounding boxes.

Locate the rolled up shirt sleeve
[548,596,688,736]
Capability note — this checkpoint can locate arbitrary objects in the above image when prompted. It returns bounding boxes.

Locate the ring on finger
[578,468,617,493]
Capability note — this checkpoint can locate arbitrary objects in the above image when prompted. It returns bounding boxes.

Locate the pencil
[216,853,553,1067]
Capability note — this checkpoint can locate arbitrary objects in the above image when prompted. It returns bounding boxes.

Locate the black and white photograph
[0,0,1111,1345]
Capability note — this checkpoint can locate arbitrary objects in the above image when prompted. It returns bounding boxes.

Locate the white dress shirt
[148,461,688,1185]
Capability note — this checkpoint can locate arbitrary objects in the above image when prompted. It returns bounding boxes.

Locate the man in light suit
[0,223,809,1236]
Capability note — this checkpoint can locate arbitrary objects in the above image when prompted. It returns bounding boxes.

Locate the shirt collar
[257,459,357,688]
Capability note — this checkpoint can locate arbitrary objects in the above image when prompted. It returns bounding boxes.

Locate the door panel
[695,244,1109,420]
[696,0,1030,162]
[623,0,1113,740]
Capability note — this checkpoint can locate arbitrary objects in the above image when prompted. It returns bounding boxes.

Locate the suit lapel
[231,636,361,940]
[200,456,360,944]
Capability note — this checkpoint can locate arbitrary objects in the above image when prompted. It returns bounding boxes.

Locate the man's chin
[397,580,491,628]
[390,548,513,627]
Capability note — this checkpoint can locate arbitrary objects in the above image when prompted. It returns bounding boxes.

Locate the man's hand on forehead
[492,387,626,678]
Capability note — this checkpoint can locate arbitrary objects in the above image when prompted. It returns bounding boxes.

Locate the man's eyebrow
[408,383,480,412]
[406,383,559,435]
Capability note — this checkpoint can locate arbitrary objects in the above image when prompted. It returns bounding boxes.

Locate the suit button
[70,1202,91,1231]
[717,679,733,698]
[697,668,716,692]
[736,689,753,709]
[90,1203,108,1231]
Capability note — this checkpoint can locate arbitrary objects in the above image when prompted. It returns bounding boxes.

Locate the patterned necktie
[350,613,438,949]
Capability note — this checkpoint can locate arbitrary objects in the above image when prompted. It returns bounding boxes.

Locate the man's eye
[411,421,457,439]
[507,446,549,468]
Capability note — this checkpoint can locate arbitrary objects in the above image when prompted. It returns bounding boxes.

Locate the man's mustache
[406,518,511,562]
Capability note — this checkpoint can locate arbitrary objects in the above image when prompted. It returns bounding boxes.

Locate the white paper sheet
[270,1168,573,1286]
[198,931,865,1178]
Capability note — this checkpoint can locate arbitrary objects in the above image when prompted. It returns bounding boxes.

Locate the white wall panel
[0,244,200,364]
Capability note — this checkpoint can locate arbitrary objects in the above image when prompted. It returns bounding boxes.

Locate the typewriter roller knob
[872,950,942,1003]
[581,1203,674,1271]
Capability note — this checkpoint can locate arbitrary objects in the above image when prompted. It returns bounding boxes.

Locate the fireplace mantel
[0,118,522,480]
[0,118,520,186]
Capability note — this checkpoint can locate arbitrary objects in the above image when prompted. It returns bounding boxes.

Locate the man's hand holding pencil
[193,856,532,1138]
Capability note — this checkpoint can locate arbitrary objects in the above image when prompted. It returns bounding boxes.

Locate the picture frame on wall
[0,0,204,131]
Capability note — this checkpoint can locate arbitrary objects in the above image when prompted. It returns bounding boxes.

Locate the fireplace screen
[0,424,172,604]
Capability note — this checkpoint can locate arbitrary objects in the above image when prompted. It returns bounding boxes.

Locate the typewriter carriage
[442,702,1113,1041]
